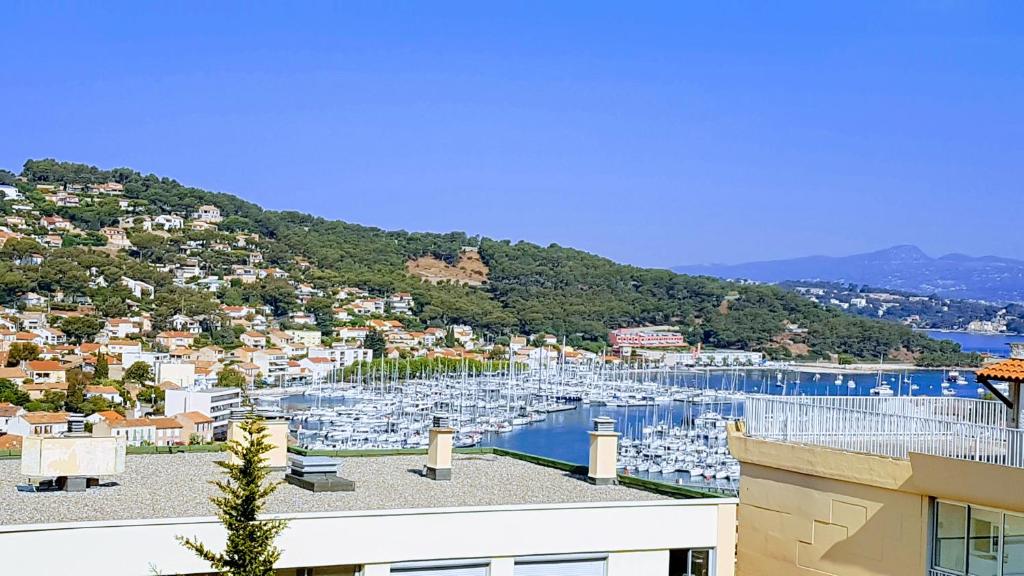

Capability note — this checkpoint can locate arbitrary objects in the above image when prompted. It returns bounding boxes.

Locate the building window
[669,548,713,576]
[514,556,606,576]
[933,501,1024,575]
[935,501,968,573]
[391,560,489,575]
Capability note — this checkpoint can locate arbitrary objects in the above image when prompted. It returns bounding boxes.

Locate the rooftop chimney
[1011,342,1024,359]
[426,413,453,481]
[588,417,620,485]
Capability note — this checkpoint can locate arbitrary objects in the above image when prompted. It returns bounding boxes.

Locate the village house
[0,367,28,385]
[194,345,225,363]
[191,204,222,223]
[150,417,184,446]
[30,327,65,346]
[0,402,25,433]
[106,339,142,357]
[347,298,385,315]
[25,360,66,384]
[169,314,202,333]
[240,331,267,348]
[39,215,74,231]
[173,411,215,443]
[91,182,124,195]
[19,292,47,308]
[121,277,155,299]
[333,326,369,342]
[7,411,68,437]
[227,265,259,284]
[153,214,184,230]
[104,318,141,339]
[94,418,156,447]
[84,385,123,404]
[155,331,197,349]
[388,292,415,315]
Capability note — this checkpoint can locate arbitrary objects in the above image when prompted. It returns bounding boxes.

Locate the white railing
[744,395,1024,469]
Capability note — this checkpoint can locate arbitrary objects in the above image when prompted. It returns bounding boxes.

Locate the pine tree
[94,353,109,380]
[178,415,286,576]
[444,327,456,348]
[364,329,386,360]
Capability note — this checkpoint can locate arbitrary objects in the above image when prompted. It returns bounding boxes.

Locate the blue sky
[2,2,1022,267]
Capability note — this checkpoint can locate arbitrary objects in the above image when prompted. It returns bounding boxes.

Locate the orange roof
[0,434,23,450]
[85,385,119,394]
[976,358,1024,384]
[157,331,195,338]
[176,411,214,425]
[0,402,22,417]
[27,360,64,372]
[22,412,69,424]
[109,418,155,428]
[148,417,183,430]
[94,410,124,422]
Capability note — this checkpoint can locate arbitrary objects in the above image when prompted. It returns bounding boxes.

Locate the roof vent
[593,417,616,432]
[432,414,451,429]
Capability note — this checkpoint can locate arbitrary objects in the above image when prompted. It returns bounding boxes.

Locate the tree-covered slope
[2,159,977,364]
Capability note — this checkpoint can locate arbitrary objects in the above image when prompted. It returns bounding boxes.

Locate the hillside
[0,159,978,365]
[674,245,1024,303]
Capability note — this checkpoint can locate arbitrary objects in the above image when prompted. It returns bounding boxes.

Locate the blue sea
[924,330,1024,356]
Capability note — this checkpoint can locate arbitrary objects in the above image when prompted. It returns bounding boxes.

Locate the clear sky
[3,2,1022,267]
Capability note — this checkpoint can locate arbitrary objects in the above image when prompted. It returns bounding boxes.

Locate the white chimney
[587,417,620,485]
[426,414,453,481]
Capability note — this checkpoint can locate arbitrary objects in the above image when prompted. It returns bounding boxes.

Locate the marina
[271,364,986,495]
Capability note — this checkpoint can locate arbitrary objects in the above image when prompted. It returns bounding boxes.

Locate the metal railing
[744,395,1024,469]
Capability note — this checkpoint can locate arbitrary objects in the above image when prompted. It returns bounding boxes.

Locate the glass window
[968,507,1002,576]
[669,549,713,576]
[936,501,968,574]
[1005,513,1024,576]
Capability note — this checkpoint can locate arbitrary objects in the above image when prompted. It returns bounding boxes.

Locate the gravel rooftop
[0,452,669,526]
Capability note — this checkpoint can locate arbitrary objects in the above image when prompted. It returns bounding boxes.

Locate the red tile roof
[976,359,1024,384]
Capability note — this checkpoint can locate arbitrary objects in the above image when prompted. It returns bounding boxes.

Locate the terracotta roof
[0,434,23,450]
[148,417,183,430]
[85,385,119,394]
[976,358,1024,384]
[109,418,155,428]
[157,331,195,338]
[27,360,64,372]
[94,410,124,422]
[0,367,27,379]
[0,402,22,418]
[157,381,182,390]
[22,412,69,424]
[176,411,214,425]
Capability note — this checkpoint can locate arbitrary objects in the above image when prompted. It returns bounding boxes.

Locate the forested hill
[0,159,977,365]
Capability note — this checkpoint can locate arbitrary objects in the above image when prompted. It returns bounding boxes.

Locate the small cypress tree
[178,415,286,576]
[94,353,109,380]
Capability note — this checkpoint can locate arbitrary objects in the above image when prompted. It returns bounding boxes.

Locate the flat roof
[0,452,670,526]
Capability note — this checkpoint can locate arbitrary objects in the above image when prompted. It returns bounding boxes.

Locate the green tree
[7,342,40,366]
[218,368,247,389]
[0,378,30,406]
[64,369,88,409]
[94,353,109,379]
[59,315,103,344]
[364,329,386,360]
[177,415,287,576]
[124,361,153,385]
[444,327,456,348]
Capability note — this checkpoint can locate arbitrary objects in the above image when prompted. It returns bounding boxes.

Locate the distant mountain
[673,245,1024,303]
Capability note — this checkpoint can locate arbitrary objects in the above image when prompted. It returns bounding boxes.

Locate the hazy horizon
[4,2,1023,267]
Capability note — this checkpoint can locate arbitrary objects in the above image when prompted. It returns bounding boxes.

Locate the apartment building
[729,354,1024,576]
[164,387,243,439]
[0,426,737,576]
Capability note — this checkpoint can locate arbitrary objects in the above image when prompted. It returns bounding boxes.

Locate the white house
[153,214,184,230]
[84,385,123,405]
[0,402,25,433]
[0,184,23,200]
[191,204,222,223]
[7,412,68,437]
[121,277,155,299]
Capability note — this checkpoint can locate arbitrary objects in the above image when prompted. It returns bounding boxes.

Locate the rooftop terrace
[0,449,676,526]
[743,395,1024,469]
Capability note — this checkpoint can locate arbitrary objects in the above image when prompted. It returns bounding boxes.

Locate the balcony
[743,395,1024,469]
